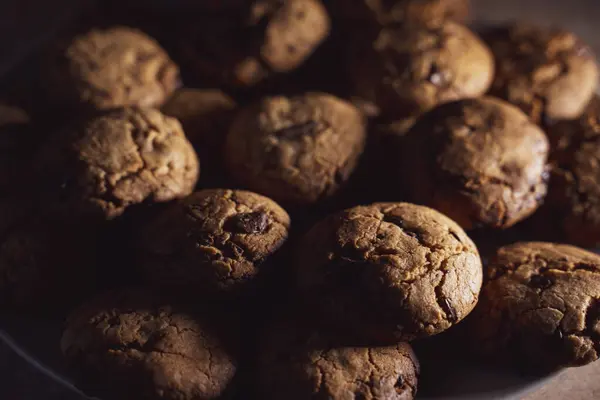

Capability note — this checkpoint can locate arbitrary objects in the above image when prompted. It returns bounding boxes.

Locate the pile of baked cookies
[2,0,600,398]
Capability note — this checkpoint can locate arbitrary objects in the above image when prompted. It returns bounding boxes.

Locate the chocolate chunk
[442,298,458,322]
[529,274,553,289]
[384,214,423,242]
[226,212,270,234]
[273,120,318,139]
[428,63,451,87]
[394,375,405,391]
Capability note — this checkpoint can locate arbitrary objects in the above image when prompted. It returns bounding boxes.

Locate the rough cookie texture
[539,96,600,247]
[162,89,236,184]
[332,0,470,27]
[46,27,180,110]
[257,321,420,399]
[469,242,600,371]
[225,92,367,205]
[37,107,199,221]
[348,20,494,118]
[295,202,483,342]
[178,0,330,88]
[61,290,237,400]
[0,104,32,192]
[402,97,550,230]
[484,24,599,124]
[137,189,290,291]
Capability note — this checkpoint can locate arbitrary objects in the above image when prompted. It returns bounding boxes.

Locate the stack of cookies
[2,0,600,399]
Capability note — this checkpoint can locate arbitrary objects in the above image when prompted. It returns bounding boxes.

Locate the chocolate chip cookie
[257,321,420,399]
[162,88,236,185]
[225,92,367,205]
[484,23,599,124]
[61,289,237,400]
[348,20,494,118]
[137,189,290,291]
[36,107,199,221]
[533,95,600,246]
[295,202,483,342]
[332,0,470,27]
[402,97,550,230]
[46,27,180,111]
[468,242,600,371]
[178,0,330,88]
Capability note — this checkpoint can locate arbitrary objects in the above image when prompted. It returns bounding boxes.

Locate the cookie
[0,103,33,192]
[402,97,550,230]
[257,321,420,399]
[61,289,237,400]
[162,88,236,185]
[137,189,290,291]
[484,23,599,124]
[468,242,600,371]
[225,92,367,205]
[532,95,600,246]
[178,0,330,88]
[295,202,483,342]
[332,0,470,27]
[348,20,494,118]
[46,27,180,111]
[36,107,199,221]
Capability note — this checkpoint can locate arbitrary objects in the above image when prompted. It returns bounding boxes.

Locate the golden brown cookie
[61,289,237,400]
[532,96,600,246]
[36,108,199,221]
[137,189,290,292]
[348,20,494,119]
[46,27,180,111]
[468,242,600,371]
[257,320,420,399]
[402,97,550,230]
[178,0,330,88]
[484,23,599,124]
[295,202,483,342]
[225,92,367,205]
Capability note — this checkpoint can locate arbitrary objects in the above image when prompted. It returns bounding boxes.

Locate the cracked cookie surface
[61,289,237,400]
[347,20,493,118]
[402,97,549,230]
[468,242,600,371]
[483,23,599,124]
[539,96,600,246]
[257,320,419,399]
[46,27,180,111]
[137,189,290,291]
[295,202,482,342]
[178,0,330,88]
[225,92,367,205]
[37,107,199,221]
